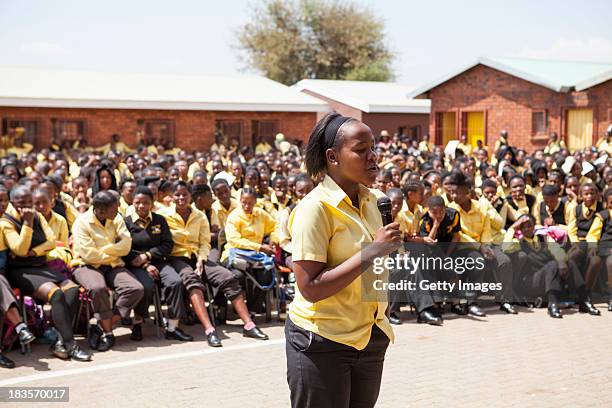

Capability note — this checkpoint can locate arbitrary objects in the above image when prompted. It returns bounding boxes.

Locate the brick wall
[361,112,430,139]
[0,107,318,151]
[426,64,612,152]
[589,79,612,138]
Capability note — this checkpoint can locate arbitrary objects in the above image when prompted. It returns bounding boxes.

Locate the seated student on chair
[191,183,268,340]
[220,187,279,274]
[161,181,223,347]
[0,185,36,369]
[567,183,604,298]
[0,186,91,361]
[123,186,191,342]
[71,190,144,352]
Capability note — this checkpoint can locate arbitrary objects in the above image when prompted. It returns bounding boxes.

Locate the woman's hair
[133,186,154,200]
[386,188,403,199]
[427,195,445,208]
[9,185,31,201]
[542,184,560,197]
[271,174,287,187]
[447,170,469,188]
[192,183,211,200]
[508,175,525,186]
[92,190,119,210]
[402,180,423,197]
[211,178,229,191]
[241,186,258,198]
[304,112,355,178]
[158,180,173,194]
[171,180,191,194]
[481,179,498,190]
[92,164,118,197]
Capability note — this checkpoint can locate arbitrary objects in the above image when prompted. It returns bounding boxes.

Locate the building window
[409,125,421,140]
[532,110,548,136]
[51,118,87,144]
[1,118,40,145]
[215,120,243,147]
[251,120,279,147]
[139,119,175,147]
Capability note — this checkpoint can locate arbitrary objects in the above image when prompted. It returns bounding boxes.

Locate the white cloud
[18,41,72,57]
[512,37,612,62]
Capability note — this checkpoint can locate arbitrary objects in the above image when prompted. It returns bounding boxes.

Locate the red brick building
[0,68,328,151]
[410,57,612,152]
[294,79,430,140]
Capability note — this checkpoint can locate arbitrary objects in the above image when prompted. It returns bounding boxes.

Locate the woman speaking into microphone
[286,112,403,408]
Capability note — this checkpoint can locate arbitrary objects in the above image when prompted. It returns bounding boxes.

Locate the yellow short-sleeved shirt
[449,199,492,243]
[288,175,394,350]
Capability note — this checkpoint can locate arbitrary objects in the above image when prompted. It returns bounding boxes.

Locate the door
[466,111,485,147]
[442,112,456,146]
[566,109,593,151]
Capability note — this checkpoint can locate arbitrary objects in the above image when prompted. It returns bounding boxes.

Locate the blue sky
[1,0,611,87]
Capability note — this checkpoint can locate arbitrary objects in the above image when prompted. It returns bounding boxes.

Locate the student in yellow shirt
[535,184,574,228]
[210,178,239,249]
[41,177,78,230]
[72,191,144,352]
[399,180,425,240]
[286,113,401,407]
[506,175,537,227]
[457,134,473,156]
[267,175,292,221]
[387,188,404,229]
[1,186,91,361]
[161,180,223,347]
[543,132,566,155]
[567,183,604,297]
[418,133,434,153]
[33,187,69,244]
[190,184,269,341]
[220,187,279,264]
[586,188,612,311]
[448,171,517,315]
[119,179,137,216]
[0,186,37,369]
[71,176,90,213]
[276,174,314,265]
[503,214,600,317]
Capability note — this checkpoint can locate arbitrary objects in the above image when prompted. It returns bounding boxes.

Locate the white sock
[15,323,27,333]
[167,319,179,332]
[104,331,113,337]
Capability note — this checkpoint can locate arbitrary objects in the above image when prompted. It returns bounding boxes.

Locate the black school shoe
[206,331,222,347]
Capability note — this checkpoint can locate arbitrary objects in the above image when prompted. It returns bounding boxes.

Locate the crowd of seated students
[0,125,611,369]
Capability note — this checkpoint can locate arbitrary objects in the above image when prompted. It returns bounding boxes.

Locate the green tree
[236,0,395,85]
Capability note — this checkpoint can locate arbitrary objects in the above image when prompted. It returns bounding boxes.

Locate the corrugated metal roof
[0,67,328,112]
[409,56,612,97]
[293,79,430,114]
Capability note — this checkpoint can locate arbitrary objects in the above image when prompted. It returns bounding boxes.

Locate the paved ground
[0,302,611,408]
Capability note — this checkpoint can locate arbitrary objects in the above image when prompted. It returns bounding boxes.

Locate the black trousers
[285,317,389,408]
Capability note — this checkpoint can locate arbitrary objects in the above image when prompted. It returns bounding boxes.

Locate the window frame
[139,118,175,147]
[1,117,41,146]
[51,118,88,144]
[531,109,549,139]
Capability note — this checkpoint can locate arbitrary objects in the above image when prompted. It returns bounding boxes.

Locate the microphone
[377,196,393,226]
